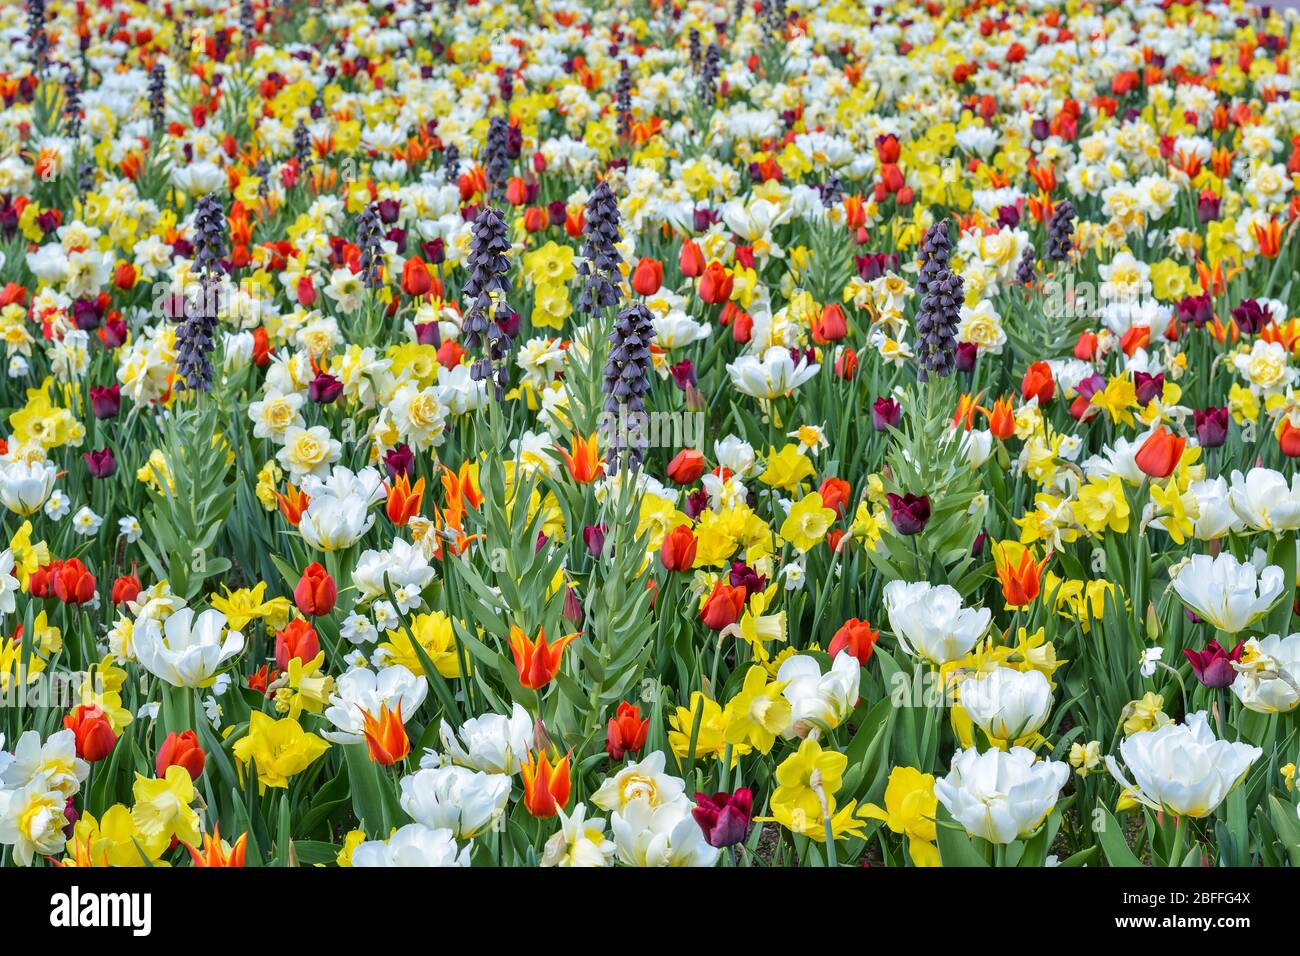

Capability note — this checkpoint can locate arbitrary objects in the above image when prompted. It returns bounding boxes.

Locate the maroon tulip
[1133,371,1165,406]
[692,789,754,848]
[583,523,608,558]
[1194,407,1229,449]
[89,384,121,419]
[886,492,931,536]
[383,444,415,481]
[1184,639,1244,689]
[414,321,441,346]
[872,396,902,432]
[82,448,116,479]
[308,372,344,404]
[954,341,978,373]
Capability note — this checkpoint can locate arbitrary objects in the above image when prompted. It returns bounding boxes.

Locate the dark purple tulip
[82,448,116,479]
[583,523,608,558]
[89,384,120,419]
[72,298,102,331]
[693,207,719,231]
[101,316,127,348]
[954,341,978,374]
[1231,299,1269,335]
[1074,372,1106,401]
[854,252,898,280]
[684,488,710,520]
[971,530,987,558]
[692,789,753,848]
[1193,407,1229,449]
[1185,640,1243,689]
[421,238,446,265]
[383,444,415,481]
[872,396,903,432]
[547,200,567,227]
[1030,118,1050,140]
[414,321,441,347]
[669,359,696,391]
[562,585,584,626]
[496,310,521,339]
[1197,192,1220,223]
[1133,371,1164,406]
[1175,293,1214,329]
[996,204,1020,229]
[886,492,931,536]
[728,561,766,598]
[377,199,401,225]
[308,372,344,404]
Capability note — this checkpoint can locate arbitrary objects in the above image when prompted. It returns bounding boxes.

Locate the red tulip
[294,563,336,616]
[631,257,664,296]
[156,730,206,780]
[64,705,117,762]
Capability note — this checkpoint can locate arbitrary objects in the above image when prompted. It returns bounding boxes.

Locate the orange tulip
[985,396,1016,440]
[362,702,410,765]
[185,826,249,867]
[995,544,1049,609]
[560,432,604,483]
[385,473,426,525]
[520,748,571,818]
[1135,427,1186,479]
[509,625,579,690]
[1253,218,1284,260]
[276,483,310,526]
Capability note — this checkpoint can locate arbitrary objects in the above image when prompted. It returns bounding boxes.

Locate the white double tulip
[934,747,1069,844]
[133,607,244,688]
[1231,634,1300,714]
[1227,467,1300,533]
[609,796,720,867]
[398,765,511,838]
[1105,712,1262,818]
[726,347,819,400]
[884,580,991,665]
[323,664,428,745]
[958,666,1053,742]
[778,652,861,738]
[1170,552,1284,634]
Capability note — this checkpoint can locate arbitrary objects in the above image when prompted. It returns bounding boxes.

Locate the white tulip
[884,580,991,665]
[0,459,57,516]
[934,746,1069,844]
[958,666,1053,742]
[398,765,511,838]
[133,607,245,688]
[297,496,374,552]
[726,347,819,400]
[1171,552,1284,634]
[1105,712,1262,817]
[1189,477,1244,541]
[351,824,470,867]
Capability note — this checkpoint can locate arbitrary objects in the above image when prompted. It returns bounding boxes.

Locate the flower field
[1,0,1300,872]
